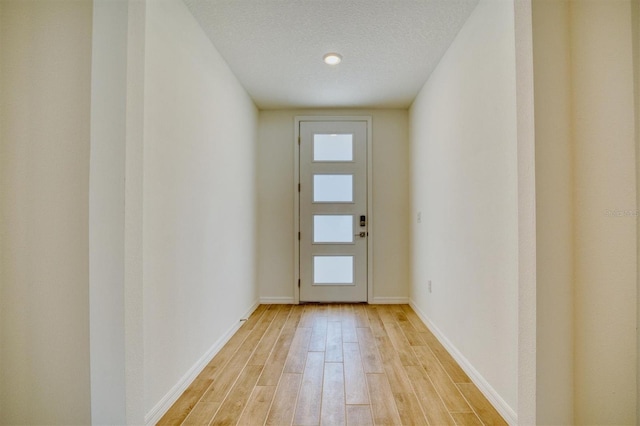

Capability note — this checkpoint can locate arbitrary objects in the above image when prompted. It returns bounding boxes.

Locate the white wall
[87,1,147,424]
[513,1,536,422]
[571,1,637,423]
[531,0,574,423]
[0,6,3,419]
[0,0,93,423]
[257,109,410,303]
[124,1,147,422]
[142,0,259,418]
[635,1,640,419]
[409,0,518,420]
[89,0,129,423]
[532,1,638,423]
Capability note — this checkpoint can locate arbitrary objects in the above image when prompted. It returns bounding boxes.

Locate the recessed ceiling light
[323,53,342,65]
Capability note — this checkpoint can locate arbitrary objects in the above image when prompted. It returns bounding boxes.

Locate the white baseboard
[259,296,296,304]
[258,296,410,304]
[370,296,410,304]
[144,300,260,425]
[409,300,517,425]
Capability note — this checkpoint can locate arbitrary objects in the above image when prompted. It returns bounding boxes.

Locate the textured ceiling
[182,0,479,109]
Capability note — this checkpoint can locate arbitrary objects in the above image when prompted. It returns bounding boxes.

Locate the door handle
[354,232,366,238]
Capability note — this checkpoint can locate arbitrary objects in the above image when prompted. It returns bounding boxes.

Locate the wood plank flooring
[158,304,508,426]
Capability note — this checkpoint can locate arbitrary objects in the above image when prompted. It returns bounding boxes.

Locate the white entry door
[299,120,368,302]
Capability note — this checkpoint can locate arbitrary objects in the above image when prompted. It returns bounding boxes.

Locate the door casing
[294,116,373,304]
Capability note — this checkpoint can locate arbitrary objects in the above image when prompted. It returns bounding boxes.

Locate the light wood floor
[158,304,508,426]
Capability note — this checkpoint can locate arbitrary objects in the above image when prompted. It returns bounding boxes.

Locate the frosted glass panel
[314,175,353,202]
[314,215,353,243]
[314,134,353,161]
[314,256,354,284]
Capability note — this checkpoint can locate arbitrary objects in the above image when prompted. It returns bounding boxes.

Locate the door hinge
[298,279,301,288]
[298,183,301,192]
[298,135,301,145]
[298,232,301,240]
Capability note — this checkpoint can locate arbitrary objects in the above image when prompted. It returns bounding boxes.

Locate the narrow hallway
[159,304,507,425]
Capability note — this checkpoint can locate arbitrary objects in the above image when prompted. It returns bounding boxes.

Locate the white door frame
[293,116,373,304]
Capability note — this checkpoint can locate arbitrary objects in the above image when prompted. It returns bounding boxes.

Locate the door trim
[294,116,373,304]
